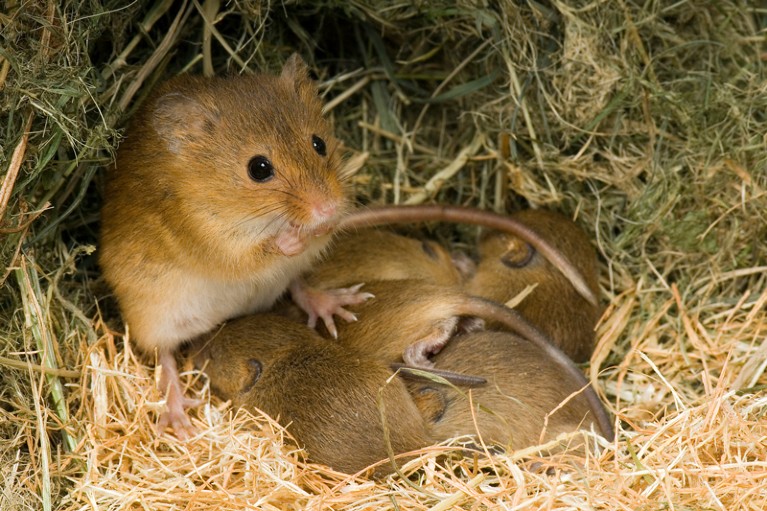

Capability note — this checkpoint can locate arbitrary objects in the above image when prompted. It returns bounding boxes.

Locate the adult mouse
[100,54,368,438]
[192,313,433,476]
[408,330,613,448]
[465,209,600,362]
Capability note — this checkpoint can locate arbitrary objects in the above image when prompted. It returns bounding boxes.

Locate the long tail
[338,205,597,307]
[459,297,615,441]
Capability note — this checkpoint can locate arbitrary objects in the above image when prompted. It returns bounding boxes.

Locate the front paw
[290,280,374,338]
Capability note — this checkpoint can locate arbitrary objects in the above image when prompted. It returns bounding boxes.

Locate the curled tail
[459,296,615,441]
[338,205,597,306]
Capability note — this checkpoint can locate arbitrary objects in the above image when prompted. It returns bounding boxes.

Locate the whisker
[232,204,286,231]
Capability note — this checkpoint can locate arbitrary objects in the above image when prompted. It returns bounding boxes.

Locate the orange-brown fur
[321,280,614,440]
[465,209,601,362]
[409,330,600,450]
[101,55,347,350]
[100,55,352,436]
[194,313,609,473]
[307,228,464,289]
[193,314,432,476]
[332,281,471,363]
[338,205,598,306]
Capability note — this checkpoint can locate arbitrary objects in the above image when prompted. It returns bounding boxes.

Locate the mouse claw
[156,395,201,441]
[347,282,365,293]
[322,316,339,340]
[318,307,359,338]
[290,280,373,338]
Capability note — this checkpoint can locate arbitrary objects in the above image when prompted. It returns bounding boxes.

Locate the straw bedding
[1,1,766,509]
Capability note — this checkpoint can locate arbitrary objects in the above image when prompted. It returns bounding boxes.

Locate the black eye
[311,134,326,156]
[248,156,274,182]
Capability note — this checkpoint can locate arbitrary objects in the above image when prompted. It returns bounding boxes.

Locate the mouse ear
[280,53,318,96]
[152,92,220,154]
[337,151,368,179]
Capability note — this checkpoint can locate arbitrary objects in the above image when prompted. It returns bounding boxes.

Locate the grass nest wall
[1,1,766,509]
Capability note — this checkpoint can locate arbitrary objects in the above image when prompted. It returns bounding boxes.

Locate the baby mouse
[100,54,369,438]
[192,313,434,477]
[338,204,598,307]
[322,280,612,440]
[465,209,600,362]
[305,228,465,289]
[408,330,613,448]
[270,227,466,325]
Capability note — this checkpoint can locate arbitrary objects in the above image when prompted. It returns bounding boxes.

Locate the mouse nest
[1,1,766,510]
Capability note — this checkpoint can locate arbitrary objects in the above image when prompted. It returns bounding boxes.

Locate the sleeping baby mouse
[408,329,614,448]
[305,228,466,289]
[465,209,601,362]
[192,313,433,477]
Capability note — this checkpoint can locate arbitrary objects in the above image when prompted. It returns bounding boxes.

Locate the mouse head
[195,314,375,411]
[192,314,313,401]
[148,54,351,253]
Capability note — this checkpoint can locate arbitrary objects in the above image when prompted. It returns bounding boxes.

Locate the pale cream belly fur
[123,241,327,350]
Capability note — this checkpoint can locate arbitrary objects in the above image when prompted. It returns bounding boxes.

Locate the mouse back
[331,280,468,362]
[409,331,599,451]
[307,229,464,289]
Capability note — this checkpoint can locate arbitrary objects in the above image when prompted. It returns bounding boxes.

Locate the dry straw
[1,1,766,509]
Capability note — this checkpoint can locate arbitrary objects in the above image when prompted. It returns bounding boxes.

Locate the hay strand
[1,1,766,509]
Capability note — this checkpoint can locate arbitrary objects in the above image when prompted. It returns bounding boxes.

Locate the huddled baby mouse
[465,209,600,362]
[331,281,613,440]
[100,54,370,438]
[282,225,606,427]
[408,330,613,449]
[192,313,433,476]
[307,228,466,289]
[338,205,598,307]
[193,313,612,477]
[272,227,466,325]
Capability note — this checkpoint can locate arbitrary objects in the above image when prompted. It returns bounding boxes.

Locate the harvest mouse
[320,213,612,440]
[305,228,465,289]
[100,54,369,438]
[465,209,600,362]
[271,227,466,325]
[338,205,598,307]
[408,330,613,448]
[318,280,613,440]
[192,313,434,476]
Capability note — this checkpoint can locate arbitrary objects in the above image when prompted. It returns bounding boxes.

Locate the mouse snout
[301,191,343,232]
[310,200,337,223]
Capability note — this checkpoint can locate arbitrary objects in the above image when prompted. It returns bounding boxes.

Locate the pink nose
[312,201,337,222]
